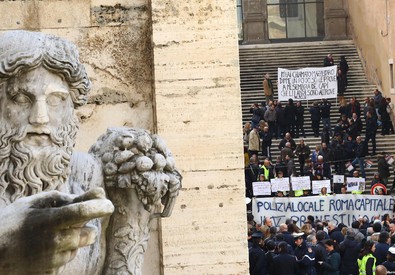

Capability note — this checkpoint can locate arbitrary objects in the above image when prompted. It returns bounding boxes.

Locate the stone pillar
[324,0,349,40]
[242,0,269,43]
[150,0,248,274]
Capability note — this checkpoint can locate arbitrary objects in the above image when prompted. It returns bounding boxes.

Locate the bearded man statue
[0,30,181,275]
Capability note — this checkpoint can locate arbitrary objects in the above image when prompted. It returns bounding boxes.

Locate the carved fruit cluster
[89,128,181,212]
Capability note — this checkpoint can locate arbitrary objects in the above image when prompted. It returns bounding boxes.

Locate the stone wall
[348,0,395,98]
[151,0,248,273]
[0,0,248,274]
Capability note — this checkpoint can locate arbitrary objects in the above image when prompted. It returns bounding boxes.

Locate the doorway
[267,0,324,42]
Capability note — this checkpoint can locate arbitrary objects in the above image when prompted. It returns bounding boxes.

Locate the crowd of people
[244,85,395,198]
[248,213,395,275]
[246,54,395,274]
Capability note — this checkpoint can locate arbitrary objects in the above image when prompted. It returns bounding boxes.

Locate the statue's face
[0,66,78,201]
[2,66,73,147]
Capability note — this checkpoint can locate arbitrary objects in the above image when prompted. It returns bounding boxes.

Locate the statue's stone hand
[0,188,114,274]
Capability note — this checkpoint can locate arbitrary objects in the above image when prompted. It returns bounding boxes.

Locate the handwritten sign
[253,181,271,196]
[333,175,344,184]
[291,176,311,190]
[278,66,337,101]
[271,177,290,192]
[312,180,331,194]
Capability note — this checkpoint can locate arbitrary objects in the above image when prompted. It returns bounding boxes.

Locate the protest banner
[271,177,290,192]
[312,180,331,194]
[291,176,311,191]
[253,181,271,196]
[252,195,395,227]
[277,66,337,101]
[346,177,365,192]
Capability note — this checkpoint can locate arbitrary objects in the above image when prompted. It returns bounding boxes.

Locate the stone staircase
[239,40,395,191]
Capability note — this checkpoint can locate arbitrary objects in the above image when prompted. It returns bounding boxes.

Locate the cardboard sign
[291,176,311,191]
[252,181,272,196]
[271,177,290,192]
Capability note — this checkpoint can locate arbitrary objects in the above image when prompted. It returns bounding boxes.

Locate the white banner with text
[252,195,394,227]
[277,66,338,102]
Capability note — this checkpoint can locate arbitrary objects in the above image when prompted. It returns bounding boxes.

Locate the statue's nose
[29,98,49,125]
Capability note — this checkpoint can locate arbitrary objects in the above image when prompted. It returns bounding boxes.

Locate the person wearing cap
[294,232,316,275]
[358,240,377,275]
[339,228,360,275]
[374,231,391,265]
[382,247,395,274]
[327,222,344,244]
[248,231,267,275]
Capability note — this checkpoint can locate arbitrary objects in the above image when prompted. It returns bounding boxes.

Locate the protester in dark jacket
[365,111,378,155]
[310,102,321,137]
[374,232,391,265]
[249,232,267,275]
[319,239,341,275]
[382,247,395,274]
[276,102,287,139]
[378,153,391,186]
[294,233,316,275]
[379,97,391,135]
[284,98,297,137]
[273,241,299,275]
[339,229,360,275]
[328,222,344,244]
[295,101,306,138]
[314,231,329,275]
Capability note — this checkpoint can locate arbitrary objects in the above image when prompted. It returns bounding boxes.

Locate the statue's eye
[46,94,64,106]
[12,93,32,106]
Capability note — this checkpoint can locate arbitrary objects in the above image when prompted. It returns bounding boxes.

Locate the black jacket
[339,237,360,275]
[272,253,299,275]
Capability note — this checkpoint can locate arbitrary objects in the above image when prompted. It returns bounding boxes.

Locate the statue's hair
[0,30,91,106]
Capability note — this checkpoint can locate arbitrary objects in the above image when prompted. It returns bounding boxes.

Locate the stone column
[324,0,349,40]
[150,0,248,274]
[242,0,269,43]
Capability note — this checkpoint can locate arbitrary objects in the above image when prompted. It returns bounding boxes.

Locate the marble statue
[0,30,181,275]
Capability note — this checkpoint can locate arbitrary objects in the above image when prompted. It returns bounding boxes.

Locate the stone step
[239,41,395,189]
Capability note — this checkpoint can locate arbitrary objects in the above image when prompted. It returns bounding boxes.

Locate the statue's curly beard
[0,117,78,203]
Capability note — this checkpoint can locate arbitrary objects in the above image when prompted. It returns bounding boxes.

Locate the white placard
[277,66,337,101]
[252,181,272,196]
[333,175,344,184]
[291,176,311,190]
[312,180,331,195]
[346,162,354,172]
[271,177,290,192]
[346,177,366,192]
